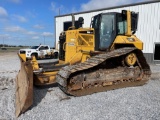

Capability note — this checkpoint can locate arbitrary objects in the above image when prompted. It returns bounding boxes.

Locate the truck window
[39,46,49,50]
[31,46,39,49]
[39,46,45,50]
[44,46,49,50]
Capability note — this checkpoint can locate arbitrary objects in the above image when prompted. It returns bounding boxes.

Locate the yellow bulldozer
[16,10,151,117]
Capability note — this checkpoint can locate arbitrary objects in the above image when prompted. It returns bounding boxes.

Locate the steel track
[56,47,151,96]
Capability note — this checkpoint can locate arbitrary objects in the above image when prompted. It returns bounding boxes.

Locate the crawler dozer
[16,10,151,117]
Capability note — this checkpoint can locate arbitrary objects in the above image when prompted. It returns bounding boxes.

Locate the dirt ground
[0,52,160,120]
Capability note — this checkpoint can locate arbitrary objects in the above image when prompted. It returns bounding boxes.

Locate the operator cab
[91,10,138,51]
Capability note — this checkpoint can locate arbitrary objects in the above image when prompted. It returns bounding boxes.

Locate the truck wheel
[31,53,38,60]
[54,52,58,59]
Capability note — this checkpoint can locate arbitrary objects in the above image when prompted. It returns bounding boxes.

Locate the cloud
[32,36,40,40]
[4,26,25,32]
[42,32,53,37]
[50,2,57,11]
[12,14,27,22]
[0,18,8,22]
[33,24,44,29]
[50,2,64,15]
[8,0,21,4]
[0,7,8,17]
[0,34,10,38]
[50,2,77,15]
[26,11,37,18]
[26,31,37,35]
[80,0,152,11]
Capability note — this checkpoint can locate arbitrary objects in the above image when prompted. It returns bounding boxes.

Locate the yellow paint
[126,10,132,36]
[18,10,143,86]
[125,53,137,66]
[19,53,26,62]
[64,28,94,64]
[22,28,95,85]
[34,71,58,85]
[31,56,39,70]
[111,35,143,50]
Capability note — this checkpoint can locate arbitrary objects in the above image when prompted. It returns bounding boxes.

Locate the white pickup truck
[19,45,58,59]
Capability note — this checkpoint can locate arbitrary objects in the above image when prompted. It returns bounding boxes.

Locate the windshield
[117,14,127,35]
[99,14,115,49]
[30,46,39,49]
[91,15,99,29]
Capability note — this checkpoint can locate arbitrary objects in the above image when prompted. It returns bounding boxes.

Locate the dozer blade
[15,54,33,117]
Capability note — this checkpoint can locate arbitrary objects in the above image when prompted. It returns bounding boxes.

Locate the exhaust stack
[71,14,75,29]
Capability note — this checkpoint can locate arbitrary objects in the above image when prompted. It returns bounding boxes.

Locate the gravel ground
[0,52,160,120]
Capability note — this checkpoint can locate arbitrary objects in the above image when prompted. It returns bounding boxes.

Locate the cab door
[39,46,49,57]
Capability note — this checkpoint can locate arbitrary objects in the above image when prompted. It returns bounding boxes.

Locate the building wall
[55,1,160,63]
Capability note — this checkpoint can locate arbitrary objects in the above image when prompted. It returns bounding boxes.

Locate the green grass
[0,47,27,53]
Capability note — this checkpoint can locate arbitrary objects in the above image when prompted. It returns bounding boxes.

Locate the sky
[0,0,152,46]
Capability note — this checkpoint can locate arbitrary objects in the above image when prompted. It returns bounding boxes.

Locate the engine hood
[19,49,36,52]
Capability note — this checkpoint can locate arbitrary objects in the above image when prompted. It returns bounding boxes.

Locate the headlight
[127,38,135,42]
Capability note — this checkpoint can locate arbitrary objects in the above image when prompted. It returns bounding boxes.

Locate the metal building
[55,0,160,64]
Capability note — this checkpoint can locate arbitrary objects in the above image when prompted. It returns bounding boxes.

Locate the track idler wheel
[125,53,137,66]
